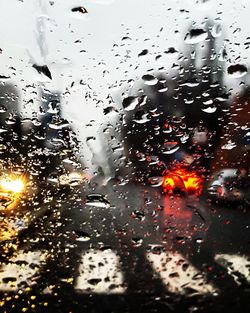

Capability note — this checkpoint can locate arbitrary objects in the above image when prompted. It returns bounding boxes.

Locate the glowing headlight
[0,175,25,195]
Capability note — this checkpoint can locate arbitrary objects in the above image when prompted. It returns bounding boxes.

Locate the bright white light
[0,177,25,194]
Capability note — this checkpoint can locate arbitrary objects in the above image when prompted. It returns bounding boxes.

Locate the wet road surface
[0,181,250,312]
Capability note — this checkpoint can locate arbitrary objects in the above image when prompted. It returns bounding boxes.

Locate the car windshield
[0,1,249,312]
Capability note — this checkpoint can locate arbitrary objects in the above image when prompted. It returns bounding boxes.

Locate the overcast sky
[0,0,249,173]
[0,0,249,95]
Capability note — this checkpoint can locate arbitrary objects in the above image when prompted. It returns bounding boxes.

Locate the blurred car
[208,87,250,202]
[207,168,249,203]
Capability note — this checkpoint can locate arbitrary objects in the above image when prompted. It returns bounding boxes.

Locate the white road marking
[0,250,47,291]
[2,249,248,295]
[215,254,250,284]
[75,249,126,294]
[146,251,216,296]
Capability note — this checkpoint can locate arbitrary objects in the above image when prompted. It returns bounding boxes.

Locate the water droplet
[71,7,88,14]
[141,74,158,86]
[202,106,217,113]
[161,142,180,154]
[122,96,139,111]
[165,47,178,55]
[148,176,163,187]
[163,124,172,133]
[221,141,237,150]
[103,106,119,116]
[138,49,148,57]
[158,86,168,93]
[122,36,132,41]
[86,194,110,208]
[169,272,180,278]
[59,173,86,186]
[87,278,102,286]
[184,97,194,105]
[211,23,222,38]
[180,81,200,88]
[227,64,248,78]
[47,103,59,114]
[32,64,52,80]
[133,110,150,124]
[184,29,208,44]
[0,75,10,81]
[74,230,91,242]
[175,236,187,243]
[48,120,70,130]
[0,127,8,133]
[180,133,189,143]
[0,106,7,113]
[138,95,148,107]
[131,210,145,221]
[194,238,204,244]
[0,144,7,151]
[132,237,143,247]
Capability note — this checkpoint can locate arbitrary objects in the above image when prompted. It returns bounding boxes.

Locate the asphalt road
[0,181,250,313]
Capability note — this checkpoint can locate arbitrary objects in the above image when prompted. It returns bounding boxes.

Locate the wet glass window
[0,1,249,312]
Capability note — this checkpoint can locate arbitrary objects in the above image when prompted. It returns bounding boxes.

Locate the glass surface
[0,1,249,312]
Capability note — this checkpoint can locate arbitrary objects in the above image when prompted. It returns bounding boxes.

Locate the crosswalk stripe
[0,250,47,291]
[75,249,126,294]
[1,249,249,295]
[215,253,250,284]
[146,251,216,295]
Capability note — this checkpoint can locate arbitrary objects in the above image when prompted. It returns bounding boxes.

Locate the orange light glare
[162,168,203,195]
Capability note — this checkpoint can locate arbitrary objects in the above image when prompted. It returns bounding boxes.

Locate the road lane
[0,181,249,312]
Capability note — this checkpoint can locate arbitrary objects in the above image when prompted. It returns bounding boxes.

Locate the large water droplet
[141,74,158,86]
[138,49,148,57]
[133,110,150,124]
[211,23,222,38]
[132,237,143,247]
[0,75,10,81]
[148,176,163,187]
[0,106,7,113]
[86,194,110,208]
[202,106,217,113]
[71,7,88,14]
[165,47,178,55]
[184,29,208,44]
[161,142,180,154]
[74,230,91,242]
[221,141,237,150]
[227,64,248,78]
[49,120,70,130]
[122,96,139,111]
[32,64,52,80]
[103,106,119,116]
[131,210,145,221]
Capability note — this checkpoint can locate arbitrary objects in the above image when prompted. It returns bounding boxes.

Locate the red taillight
[162,168,203,196]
